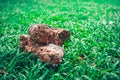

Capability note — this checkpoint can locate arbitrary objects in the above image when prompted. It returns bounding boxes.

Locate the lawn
[0,0,120,80]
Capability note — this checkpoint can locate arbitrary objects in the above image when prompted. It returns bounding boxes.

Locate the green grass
[0,0,120,80]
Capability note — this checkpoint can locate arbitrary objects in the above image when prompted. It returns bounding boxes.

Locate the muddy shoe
[36,44,64,64]
[28,24,70,46]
